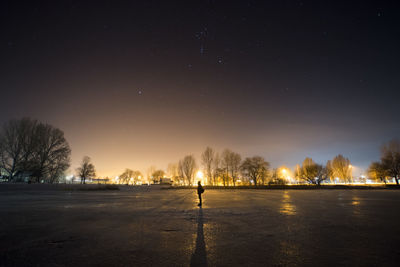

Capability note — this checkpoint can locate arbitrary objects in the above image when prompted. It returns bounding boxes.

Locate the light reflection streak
[351,196,362,217]
[280,191,296,215]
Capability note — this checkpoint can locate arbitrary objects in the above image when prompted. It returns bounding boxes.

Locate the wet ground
[1,185,400,266]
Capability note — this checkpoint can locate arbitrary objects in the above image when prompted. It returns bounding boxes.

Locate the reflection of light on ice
[351,196,360,206]
[280,191,296,215]
[351,196,362,217]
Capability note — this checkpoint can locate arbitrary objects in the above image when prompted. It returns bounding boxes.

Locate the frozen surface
[1,185,400,266]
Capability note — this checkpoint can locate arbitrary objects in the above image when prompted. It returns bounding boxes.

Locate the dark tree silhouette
[296,157,327,185]
[119,169,142,185]
[201,147,215,185]
[380,139,400,185]
[119,168,134,185]
[0,118,37,181]
[220,149,242,186]
[211,153,221,185]
[368,161,388,184]
[221,149,232,186]
[0,118,70,183]
[76,156,96,184]
[240,156,270,186]
[152,169,165,183]
[230,152,241,186]
[179,155,196,186]
[30,122,71,183]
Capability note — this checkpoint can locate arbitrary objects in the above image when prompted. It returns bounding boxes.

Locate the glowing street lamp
[196,170,204,179]
[196,171,204,183]
[279,167,293,184]
[280,168,289,179]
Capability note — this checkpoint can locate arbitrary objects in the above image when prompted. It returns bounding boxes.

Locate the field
[1,185,400,266]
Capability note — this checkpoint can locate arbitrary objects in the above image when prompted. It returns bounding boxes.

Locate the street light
[196,170,204,179]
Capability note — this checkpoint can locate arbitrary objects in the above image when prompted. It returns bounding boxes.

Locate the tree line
[162,142,400,186]
[77,141,400,186]
[1,118,399,186]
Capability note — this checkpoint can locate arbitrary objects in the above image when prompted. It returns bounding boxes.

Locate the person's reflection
[190,207,207,267]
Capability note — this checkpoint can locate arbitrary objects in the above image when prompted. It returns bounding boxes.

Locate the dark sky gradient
[1,1,400,176]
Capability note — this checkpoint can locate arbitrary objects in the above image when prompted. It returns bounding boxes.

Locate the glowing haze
[1,1,400,177]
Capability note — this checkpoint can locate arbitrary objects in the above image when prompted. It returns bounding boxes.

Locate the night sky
[1,1,400,177]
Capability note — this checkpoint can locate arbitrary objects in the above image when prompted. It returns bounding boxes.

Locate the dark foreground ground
[1,185,400,267]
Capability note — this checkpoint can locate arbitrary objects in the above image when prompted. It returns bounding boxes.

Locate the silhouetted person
[197,181,204,206]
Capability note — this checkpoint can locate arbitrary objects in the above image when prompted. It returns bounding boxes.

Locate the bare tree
[230,152,241,186]
[259,167,270,185]
[368,161,388,184]
[30,122,71,183]
[214,167,224,186]
[220,149,242,186]
[48,159,70,184]
[178,160,185,184]
[147,165,156,184]
[314,164,328,185]
[221,149,232,186]
[119,168,135,185]
[179,155,197,186]
[19,119,39,175]
[132,170,143,184]
[380,139,400,185]
[0,118,70,183]
[152,169,165,183]
[326,155,352,183]
[0,118,37,181]
[240,156,270,186]
[76,156,96,184]
[201,147,215,185]
[167,162,181,184]
[296,157,328,185]
[212,152,221,185]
